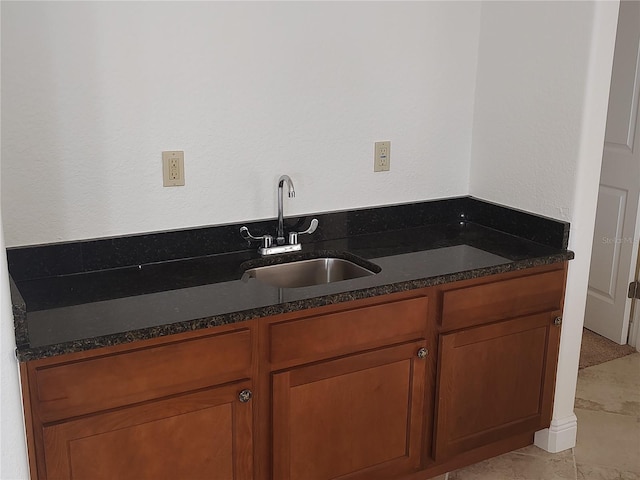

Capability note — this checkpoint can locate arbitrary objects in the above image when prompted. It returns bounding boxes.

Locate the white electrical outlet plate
[162,151,185,186]
[374,141,390,172]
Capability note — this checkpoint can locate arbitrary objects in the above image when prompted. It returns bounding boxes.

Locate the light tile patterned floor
[435,352,640,480]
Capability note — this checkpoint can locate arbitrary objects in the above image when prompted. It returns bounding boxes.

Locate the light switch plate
[162,151,185,186]
[374,141,390,172]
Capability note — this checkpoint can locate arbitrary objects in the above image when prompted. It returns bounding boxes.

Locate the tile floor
[433,352,640,480]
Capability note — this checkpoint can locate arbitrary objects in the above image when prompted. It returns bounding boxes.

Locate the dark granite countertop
[8,196,573,361]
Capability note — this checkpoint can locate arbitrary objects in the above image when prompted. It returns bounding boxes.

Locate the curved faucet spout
[277,175,295,245]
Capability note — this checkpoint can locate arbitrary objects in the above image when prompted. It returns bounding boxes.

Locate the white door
[585,0,640,345]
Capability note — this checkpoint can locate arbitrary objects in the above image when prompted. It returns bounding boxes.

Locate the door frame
[629,240,640,350]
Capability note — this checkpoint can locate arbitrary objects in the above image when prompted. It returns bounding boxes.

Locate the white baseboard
[534,414,578,453]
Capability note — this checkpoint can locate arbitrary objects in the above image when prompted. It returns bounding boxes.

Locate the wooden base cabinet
[433,311,561,459]
[22,326,257,480]
[42,381,254,480]
[20,263,568,480]
[433,265,566,461]
[272,341,427,480]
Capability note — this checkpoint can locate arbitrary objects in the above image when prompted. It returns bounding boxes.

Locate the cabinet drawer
[441,269,565,331]
[33,328,252,422]
[269,296,428,365]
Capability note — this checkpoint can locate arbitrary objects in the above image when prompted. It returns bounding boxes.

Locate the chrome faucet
[277,175,295,245]
[240,175,318,256]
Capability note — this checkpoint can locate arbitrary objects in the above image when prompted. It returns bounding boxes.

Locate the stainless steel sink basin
[242,257,378,288]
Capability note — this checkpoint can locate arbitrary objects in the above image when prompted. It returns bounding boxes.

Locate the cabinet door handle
[417,347,428,359]
[554,316,562,326]
[238,389,253,403]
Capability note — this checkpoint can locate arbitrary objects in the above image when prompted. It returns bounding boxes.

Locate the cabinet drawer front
[269,296,428,365]
[441,269,565,330]
[34,328,252,422]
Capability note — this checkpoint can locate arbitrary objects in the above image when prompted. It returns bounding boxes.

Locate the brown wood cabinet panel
[33,328,252,422]
[434,311,562,459]
[440,269,565,331]
[269,296,428,366]
[272,341,427,480]
[42,381,253,480]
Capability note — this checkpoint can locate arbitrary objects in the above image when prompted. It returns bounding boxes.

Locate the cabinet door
[434,311,561,459]
[42,381,253,480]
[272,340,427,480]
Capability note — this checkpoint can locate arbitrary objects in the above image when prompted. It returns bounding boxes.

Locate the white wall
[470,1,620,452]
[1,3,31,478]
[1,1,481,247]
[470,1,597,221]
[0,222,30,480]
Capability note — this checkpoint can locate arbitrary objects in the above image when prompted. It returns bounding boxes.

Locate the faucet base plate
[259,243,303,256]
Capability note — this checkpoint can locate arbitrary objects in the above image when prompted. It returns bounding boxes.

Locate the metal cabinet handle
[417,347,428,359]
[238,389,252,403]
[554,316,562,326]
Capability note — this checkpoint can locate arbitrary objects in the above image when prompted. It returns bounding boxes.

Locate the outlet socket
[162,151,185,186]
[374,141,390,172]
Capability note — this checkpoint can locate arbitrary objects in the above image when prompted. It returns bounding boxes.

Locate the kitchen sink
[242,257,379,288]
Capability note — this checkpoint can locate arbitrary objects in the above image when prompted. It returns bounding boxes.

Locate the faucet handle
[240,226,273,249]
[301,218,319,235]
[288,218,319,245]
[240,226,260,242]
